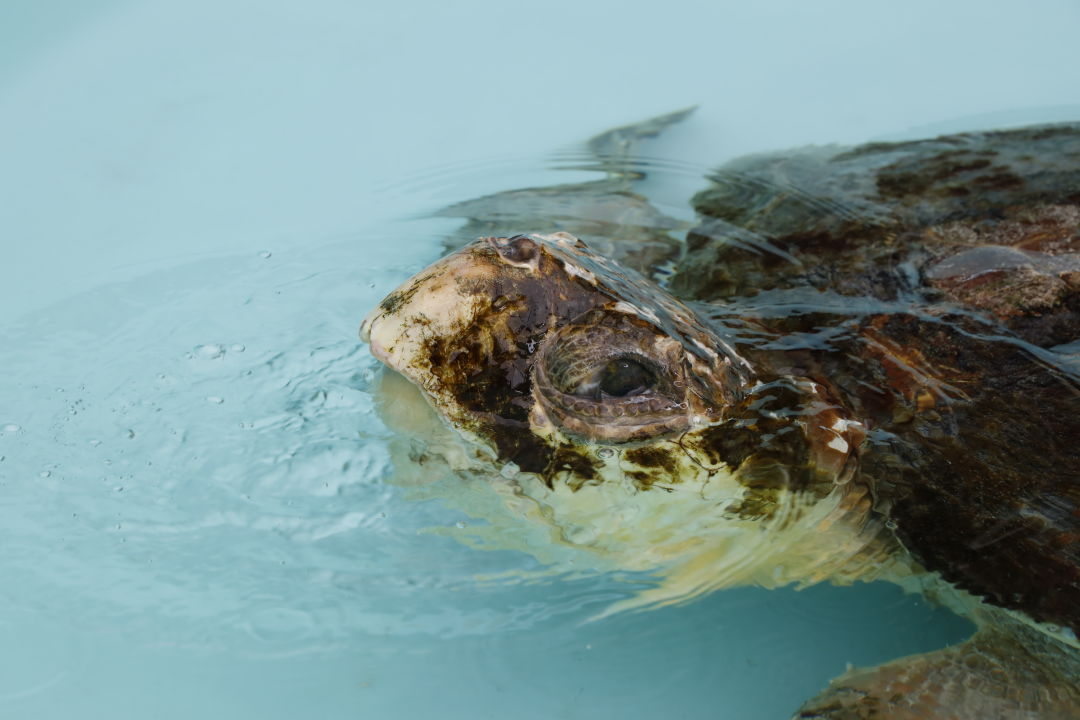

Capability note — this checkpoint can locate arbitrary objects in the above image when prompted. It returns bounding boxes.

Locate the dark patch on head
[423,313,544,473]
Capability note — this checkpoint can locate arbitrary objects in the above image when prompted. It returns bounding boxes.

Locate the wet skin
[361,121,1080,718]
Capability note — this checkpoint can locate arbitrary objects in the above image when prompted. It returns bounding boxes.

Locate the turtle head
[362,232,747,468]
[362,233,881,603]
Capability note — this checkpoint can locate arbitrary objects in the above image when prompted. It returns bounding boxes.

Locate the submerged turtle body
[678,126,1080,638]
[361,118,1080,718]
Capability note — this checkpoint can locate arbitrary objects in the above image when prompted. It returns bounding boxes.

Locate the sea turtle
[360,111,1080,718]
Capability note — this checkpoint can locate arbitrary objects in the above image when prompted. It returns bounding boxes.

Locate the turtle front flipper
[435,108,697,278]
[794,618,1080,720]
[583,105,697,170]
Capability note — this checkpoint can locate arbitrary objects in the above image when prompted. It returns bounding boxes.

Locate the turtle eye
[597,357,656,397]
[533,317,691,443]
[567,355,659,400]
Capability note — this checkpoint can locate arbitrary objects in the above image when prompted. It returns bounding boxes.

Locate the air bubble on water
[89,440,102,447]
[596,447,615,459]
[259,251,272,259]
[455,521,468,529]
[39,471,51,478]
[2,424,20,433]
[885,519,898,530]
[229,344,246,353]
[206,396,225,404]
[193,344,226,360]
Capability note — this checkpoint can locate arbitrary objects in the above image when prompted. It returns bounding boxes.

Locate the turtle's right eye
[532,312,690,443]
[568,355,658,399]
[597,357,656,397]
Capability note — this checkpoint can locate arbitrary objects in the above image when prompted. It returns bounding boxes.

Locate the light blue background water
[1,2,1079,719]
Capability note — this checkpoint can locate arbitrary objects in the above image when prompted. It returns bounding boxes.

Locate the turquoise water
[2,2,1079,718]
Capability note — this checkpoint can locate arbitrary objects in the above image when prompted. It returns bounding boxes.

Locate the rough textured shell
[668,125,1080,635]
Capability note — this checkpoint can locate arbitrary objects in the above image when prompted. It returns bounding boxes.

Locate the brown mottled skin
[675,125,1080,636]
[677,124,1080,718]
[363,121,1080,718]
[676,125,1080,346]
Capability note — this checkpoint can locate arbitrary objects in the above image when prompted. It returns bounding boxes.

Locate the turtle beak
[360,308,393,367]
[359,249,482,379]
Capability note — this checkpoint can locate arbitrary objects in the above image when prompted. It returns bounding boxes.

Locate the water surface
[3,1,1080,718]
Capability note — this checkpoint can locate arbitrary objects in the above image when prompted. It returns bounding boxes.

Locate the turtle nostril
[488,235,539,266]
